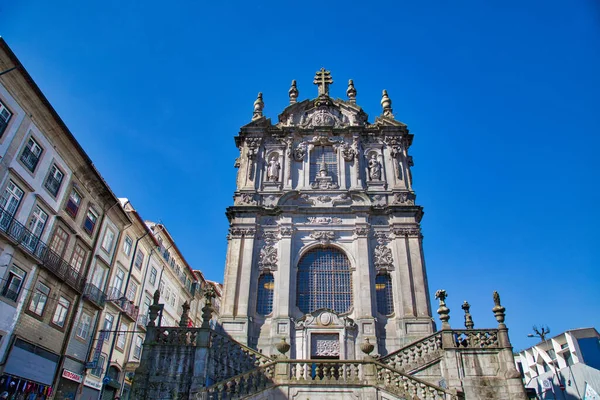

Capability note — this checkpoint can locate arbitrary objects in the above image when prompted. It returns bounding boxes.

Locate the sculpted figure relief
[267,155,281,182]
[368,154,382,181]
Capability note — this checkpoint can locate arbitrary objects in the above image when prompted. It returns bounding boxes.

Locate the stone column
[274,226,292,319]
[391,231,416,319]
[353,225,374,318]
[221,232,243,317]
[236,229,257,317]
[407,234,429,318]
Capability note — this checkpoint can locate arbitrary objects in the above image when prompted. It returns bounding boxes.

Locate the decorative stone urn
[360,338,375,357]
[276,337,290,357]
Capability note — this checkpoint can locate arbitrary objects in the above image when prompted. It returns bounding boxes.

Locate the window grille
[309,146,338,182]
[297,247,352,314]
[256,273,274,315]
[375,274,394,315]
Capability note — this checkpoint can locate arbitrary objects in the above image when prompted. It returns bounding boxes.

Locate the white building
[515,327,600,399]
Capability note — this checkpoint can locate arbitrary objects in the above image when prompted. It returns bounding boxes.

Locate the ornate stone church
[131,70,527,399]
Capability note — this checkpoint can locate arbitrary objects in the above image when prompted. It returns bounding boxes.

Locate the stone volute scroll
[435,289,450,329]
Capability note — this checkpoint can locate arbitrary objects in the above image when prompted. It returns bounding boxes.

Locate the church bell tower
[220,69,435,359]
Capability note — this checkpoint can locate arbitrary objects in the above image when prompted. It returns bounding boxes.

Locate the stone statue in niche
[267,155,280,182]
[368,154,382,181]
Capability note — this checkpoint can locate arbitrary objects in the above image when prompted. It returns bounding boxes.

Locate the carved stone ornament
[392,226,421,237]
[228,227,256,238]
[307,216,343,225]
[394,192,415,205]
[279,227,293,237]
[301,108,343,128]
[371,194,386,207]
[332,193,352,206]
[341,142,356,161]
[354,226,369,237]
[374,244,394,271]
[258,244,278,271]
[246,138,261,160]
[311,180,339,190]
[236,193,257,205]
[310,230,335,245]
[317,195,332,203]
[293,142,307,161]
[312,334,341,357]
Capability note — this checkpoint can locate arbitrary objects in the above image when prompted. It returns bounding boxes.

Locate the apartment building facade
[0,39,130,399]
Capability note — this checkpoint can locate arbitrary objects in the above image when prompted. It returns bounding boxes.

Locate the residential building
[515,327,600,399]
[0,38,129,398]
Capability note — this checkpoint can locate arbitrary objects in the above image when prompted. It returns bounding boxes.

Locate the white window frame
[20,136,43,172]
[65,188,81,218]
[77,312,92,339]
[83,209,98,235]
[149,267,157,286]
[0,100,12,136]
[44,164,64,197]
[116,322,127,350]
[101,228,115,253]
[52,296,70,327]
[133,335,143,359]
[123,235,133,256]
[127,280,138,302]
[29,281,50,316]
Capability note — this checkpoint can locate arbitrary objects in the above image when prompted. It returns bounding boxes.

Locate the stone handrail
[452,329,499,348]
[207,331,273,383]
[197,359,457,400]
[374,361,457,400]
[378,331,444,372]
[195,361,277,400]
[154,326,201,345]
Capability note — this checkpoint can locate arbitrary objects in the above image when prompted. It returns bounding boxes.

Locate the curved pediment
[277,98,369,129]
[294,308,357,330]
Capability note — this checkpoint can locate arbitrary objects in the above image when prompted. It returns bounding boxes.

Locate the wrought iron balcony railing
[0,207,84,293]
[106,286,139,320]
[83,283,107,308]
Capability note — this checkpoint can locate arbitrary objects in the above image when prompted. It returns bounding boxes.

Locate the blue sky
[1,0,599,351]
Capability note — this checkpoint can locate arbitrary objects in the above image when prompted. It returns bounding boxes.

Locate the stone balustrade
[379,332,444,372]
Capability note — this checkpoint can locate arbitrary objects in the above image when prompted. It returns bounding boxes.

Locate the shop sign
[83,377,102,390]
[62,369,83,383]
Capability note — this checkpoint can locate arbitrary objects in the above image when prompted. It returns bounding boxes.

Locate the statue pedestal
[263,181,282,191]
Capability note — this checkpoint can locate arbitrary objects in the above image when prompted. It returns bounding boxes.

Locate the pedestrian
[1,391,8,400]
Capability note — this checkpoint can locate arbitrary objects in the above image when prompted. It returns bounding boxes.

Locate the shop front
[0,338,59,399]
[80,377,101,400]
[54,358,85,400]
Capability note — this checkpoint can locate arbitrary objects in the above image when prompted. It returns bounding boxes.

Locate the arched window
[256,273,274,315]
[297,247,352,314]
[375,274,394,315]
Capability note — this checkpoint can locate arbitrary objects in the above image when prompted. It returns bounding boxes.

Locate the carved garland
[309,231,335,246]
[258,231,278,271]
[373,232,394,271]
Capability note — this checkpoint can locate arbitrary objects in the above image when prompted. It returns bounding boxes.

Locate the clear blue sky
[1,1,599,351]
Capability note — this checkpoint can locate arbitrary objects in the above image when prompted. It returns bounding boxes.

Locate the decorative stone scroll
[309,231,335,246]
[279,226,293,237]
[354,226,369,237]
[236,193,258,206]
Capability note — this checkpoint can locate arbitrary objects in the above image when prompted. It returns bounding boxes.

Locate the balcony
[0,207,85,293]
[106,287,139,321]
[83,283,107,308]
[137,315,148,331]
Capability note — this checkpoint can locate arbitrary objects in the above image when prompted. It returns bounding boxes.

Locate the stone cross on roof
[314,68,333,97]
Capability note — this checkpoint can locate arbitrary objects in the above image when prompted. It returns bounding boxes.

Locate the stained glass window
[297,248,352,314]
[376,274,394,315]
[256,273,274,315]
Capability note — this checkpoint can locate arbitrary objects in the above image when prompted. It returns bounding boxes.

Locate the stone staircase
[378,331,444,373]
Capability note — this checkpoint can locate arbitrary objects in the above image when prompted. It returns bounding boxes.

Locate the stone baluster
[179,301,190,327]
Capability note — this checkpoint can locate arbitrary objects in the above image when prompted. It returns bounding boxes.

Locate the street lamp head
[527,334,534,338]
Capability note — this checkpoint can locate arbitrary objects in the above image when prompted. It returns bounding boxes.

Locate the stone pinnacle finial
[462,301,474,329]
[381,89,393,118]
[289,80,299,104]
[492,291,506,327]
[346,79,357,103]
[252,92,264,120]
[313,68,333,97]
[435,289,450,329]
[179,301,190,327]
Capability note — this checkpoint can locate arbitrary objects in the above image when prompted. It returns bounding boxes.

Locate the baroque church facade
[131,70,527,400]
[221,68,434,359]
